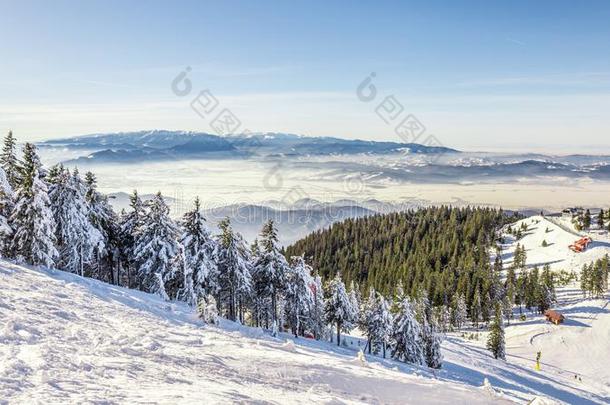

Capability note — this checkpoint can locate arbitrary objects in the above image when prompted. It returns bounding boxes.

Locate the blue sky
[1,0,609,152]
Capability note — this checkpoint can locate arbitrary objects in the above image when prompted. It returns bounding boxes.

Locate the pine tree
[486,303,506,360]
[133,192,180,299]
[471,288,481,327]
[502,294,513,325]
[252,220,289,326]
[324,273,356,346]
[285,255,314,337]
[414,289,442,368]
[308,273,327,340]
[49,168,103,276]
[215,217,252,322]
[450,293,467,329]
[177,197,218,306]
[583,209,591,230]
[197,294,219,325]
[0,167,14,256]
[348,281,361,327]
[391,297,425,366]
[598,209,605,229]
[1,130,20,189]
[363,290,393,357]
[361,287,377,353]
[10,143,57,267]
[84,171,120,283]
[119,190,145,288]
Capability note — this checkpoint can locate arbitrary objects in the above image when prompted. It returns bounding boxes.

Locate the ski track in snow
[1,214,609,404]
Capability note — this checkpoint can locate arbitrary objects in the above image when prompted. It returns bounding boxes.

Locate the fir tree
[177,197,217,306]
[471,288,481,327]
[49,168,103,276]
[252,220,289,326]
[598,209,605,229]
[133,192,180,299]
[391,297,425,366]
[119,190,145,288]
[1,130,20,189]
[583,209,591,230]
[325,273,356,345]
[486,303,506,360]
[10,143,57,267]
[0,168,14,256]
[84,171,120,283]
[451,293,468,329]
[285,255,314,337]
[215,217,252,322]
[308,273,327,340]
[197,294,219,325]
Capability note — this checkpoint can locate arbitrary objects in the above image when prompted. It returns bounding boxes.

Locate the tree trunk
[336,322,341,346]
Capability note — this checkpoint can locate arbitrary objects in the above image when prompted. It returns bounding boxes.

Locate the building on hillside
[544,310,565,325]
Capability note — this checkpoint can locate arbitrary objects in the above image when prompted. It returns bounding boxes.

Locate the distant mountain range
[106,193,425,246]
[38,130,457,164]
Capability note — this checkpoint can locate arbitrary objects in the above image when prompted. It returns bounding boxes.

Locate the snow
[496,215,610,401]
[0,261,506,404]
[500,215,610,273]
[1,214,608,404]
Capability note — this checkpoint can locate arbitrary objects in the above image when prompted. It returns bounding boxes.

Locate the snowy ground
[1,215,608,404]
[496,215,610,403]
[0,261,509,404]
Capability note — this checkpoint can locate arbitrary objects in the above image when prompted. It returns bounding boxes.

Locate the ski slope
[501,215,610,273]
[498,215,610,402]
[0,260,508,404]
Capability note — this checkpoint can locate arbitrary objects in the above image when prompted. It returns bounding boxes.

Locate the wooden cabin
[544,310,565,325]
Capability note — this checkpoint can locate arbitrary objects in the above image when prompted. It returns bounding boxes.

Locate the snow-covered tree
[0,168,14,256]
[50,168,103,276]
[434,305,451,333]
[308,273,327,340]
[348,280,361,325]
[1,130,20,189]
[451,293,468,329]
[486,302,506,360]
[362,289,393,357]
[415,289,443,369]
[197,294,219,325]
[84,171,120,283]
[10,143,57,267]
[177,197,217,306]
[391,297,425,366]
[325,273,356,345]
[252,220,289,326]
[285,255,314,337]
[119,190,145,288]
[215,217,252,322]
[133,192,180,299]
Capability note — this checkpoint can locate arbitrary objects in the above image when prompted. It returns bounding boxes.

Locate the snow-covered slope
[501,215,610,273]
[497,216,610,402]
[2,217,608,405]
[0,261,506,404]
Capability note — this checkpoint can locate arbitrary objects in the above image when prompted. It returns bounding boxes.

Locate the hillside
[286,206,514,300]
[0,260,506,404]
[497,215,610,390]
[2,213,609,403]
